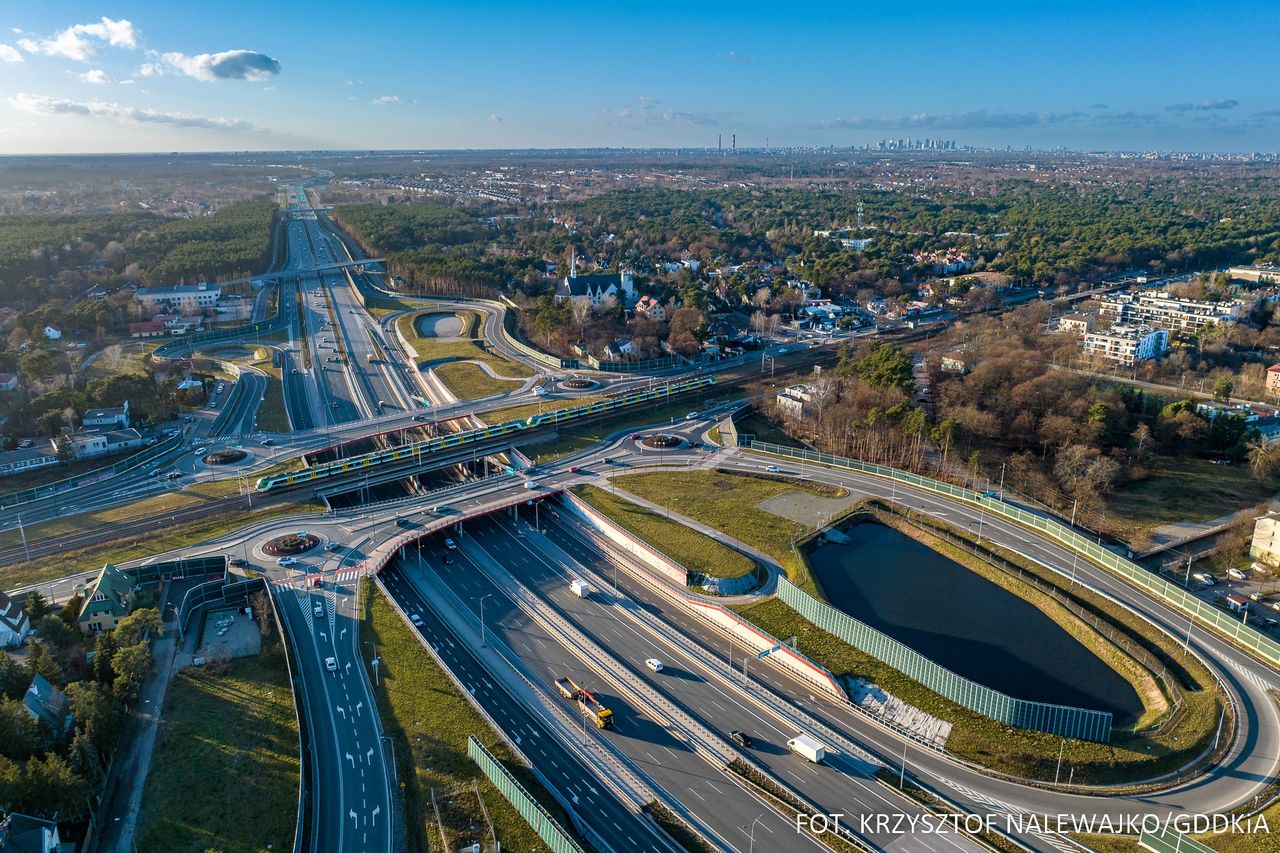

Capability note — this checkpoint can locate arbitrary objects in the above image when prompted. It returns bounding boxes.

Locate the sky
[1,1,1278,154]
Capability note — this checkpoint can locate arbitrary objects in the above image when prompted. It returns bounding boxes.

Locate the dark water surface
[807,521,1143,723]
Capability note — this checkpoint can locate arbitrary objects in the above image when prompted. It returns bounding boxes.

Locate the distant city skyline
[2,1,1278,155]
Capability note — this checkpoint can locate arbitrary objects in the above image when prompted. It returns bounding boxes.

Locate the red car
[569,466,582,473]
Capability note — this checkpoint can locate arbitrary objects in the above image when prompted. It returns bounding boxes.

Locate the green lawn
[482,394,612,425]
[137,646,299,853]
[1105,457,1278,533]
[0,501,321,589]
[733,412,809,449]
[83,341,156,381]
[361,581,577,852]
[433,362,524,401]
[613,469,847,593]
[572,484,757,579]
[248,359,292,432]
[520,395,722,464]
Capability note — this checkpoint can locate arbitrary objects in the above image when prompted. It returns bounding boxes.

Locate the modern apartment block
[1097,291,1245,334]
[1082,325,1169,366]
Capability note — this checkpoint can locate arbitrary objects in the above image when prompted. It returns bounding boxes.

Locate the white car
[276,556,298,567]
[194,446,208,455]
[410,613,423,626]
[313,602,324,618]
[766,465,781,473]
[645,658,664,672]
[324,656,337,673]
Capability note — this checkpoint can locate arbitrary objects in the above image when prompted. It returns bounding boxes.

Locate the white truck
[570,579,590,598]
[786,733,826,763]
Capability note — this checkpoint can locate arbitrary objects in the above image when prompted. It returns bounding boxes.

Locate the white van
[1227,568,1248,581]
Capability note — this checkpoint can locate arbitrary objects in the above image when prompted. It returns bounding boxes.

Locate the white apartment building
[134,283,222,313]
[1082,325,1169,366]
[1098,291,1245,334]
[776,384,821,419]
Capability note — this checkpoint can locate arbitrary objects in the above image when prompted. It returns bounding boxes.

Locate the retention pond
[807,520,1144,724]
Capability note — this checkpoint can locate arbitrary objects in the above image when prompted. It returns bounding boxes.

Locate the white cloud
[79,69,112,84]
[371,95,401,106]
[488,113,503,122]
[605,97,720,128]
[21,17,137,62]
[0,44,22,63]
[144,49,281,82]
[9,92,255,131]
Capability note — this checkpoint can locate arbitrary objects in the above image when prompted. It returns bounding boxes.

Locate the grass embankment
[612,469,849,594]
[521,394,726,464]
[137,646,299,853]
[248,356,292,433]
[1105,456,1279,538]
[572,484,756,580]
[734,411,809,448]
[361,581,576,852]
[84,341,157,380]
[396,310,532,400]
[732,508,1227,785]
[0,499,320,589]
[482,394,612,425]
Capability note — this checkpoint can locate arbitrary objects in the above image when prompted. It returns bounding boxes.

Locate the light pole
[16,514,30,563]
[474,594,492,647]
[1054,738,1066,785]
[740,815,765,853]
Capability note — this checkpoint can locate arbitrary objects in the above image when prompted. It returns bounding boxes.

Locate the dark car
[730,730,754,749]
[230,558,249,568]
[442,553,454,565]
[394,518,410,528]
[330,401,339,409]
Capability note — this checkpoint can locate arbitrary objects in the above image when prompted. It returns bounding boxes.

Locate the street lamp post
[475,594,492,647]
[740,815,765,853]
[364,641,380,686]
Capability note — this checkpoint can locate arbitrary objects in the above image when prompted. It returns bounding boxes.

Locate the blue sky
[1,1,1277,154]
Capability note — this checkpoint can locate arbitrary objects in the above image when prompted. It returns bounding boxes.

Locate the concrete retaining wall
[560,490,688,587]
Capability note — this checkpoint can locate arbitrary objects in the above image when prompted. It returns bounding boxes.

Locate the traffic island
[638,433,684,450]
[559,377,598,390]
[262,533,319,556]
[202,448,248,465]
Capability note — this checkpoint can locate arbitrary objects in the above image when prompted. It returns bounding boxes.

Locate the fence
[177,572,264,637]
[742,439,1280,670]
[776,577,1113,742]
[0,431,185,509]
[132,555,226,588]
[466,735,586,853]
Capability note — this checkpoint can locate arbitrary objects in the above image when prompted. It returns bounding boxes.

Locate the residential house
[22,675,71,736]
[0,593,31,648]
[940,351,974,374]
[0,812,63,853]
[0,373,19,392]
[82,401,129,430]
[78,563,136,634]
[134,282,221,312]
[41,324,61,340]
[1082,326,1169,366]
[55,428,143,461]
[776,384,822,419]
[1267,364,1280,398]
[634,295,667,322]
[0,448,60,479]
[1057,314,1092,335]
[603,337,634,360]
[1251,511,1280,566]
[128,321,167,339]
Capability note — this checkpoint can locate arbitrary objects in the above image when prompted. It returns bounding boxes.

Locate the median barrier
[560,490,689,586]
[467,736,586,853]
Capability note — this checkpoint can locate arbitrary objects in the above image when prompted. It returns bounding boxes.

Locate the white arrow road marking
[336,705,346,720]
[366,747,374,764]
[355,701,363,717]
[346,752,354,767]
[339,627,346,639]
[349,810,357,829]
[372,805,380,825]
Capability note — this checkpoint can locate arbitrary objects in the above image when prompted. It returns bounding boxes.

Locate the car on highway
[524,480,539,490]
[644,658,663,672]
[394,518,410,528]
[230,558,249,568]
[17,439,32,449]
[766,465,781,473]
[165,471,182,480]
[442,553,454,565]
[313,602,324,618]
[324,656,337,673]
[261,438,276,446]
[410,613,423,626]
[730,730,754,749]
[413,414,430,421]
[276,556,298,566]
[569,466,583,474]
[432,504,448,513]
[685,412,698,420]
[377,400,387,409]
[330,402,339,409]
[194,446,207,455]
[443,536,457,551]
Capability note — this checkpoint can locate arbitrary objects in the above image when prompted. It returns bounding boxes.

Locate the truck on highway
[786,733,826,763]
[366,353,377,364]
[554,676,614,729]
[570,579,590,598]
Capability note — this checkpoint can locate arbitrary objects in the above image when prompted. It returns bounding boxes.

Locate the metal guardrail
[741,439,1280,670]
[0,431,186,509]
[467,736,587,853]
[777,577,1113,742]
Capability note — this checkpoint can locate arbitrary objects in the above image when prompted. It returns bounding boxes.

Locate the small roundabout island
[203,449,248,465]
[262,533,320,557]
[559,377,598,391]
[638,433,684,450]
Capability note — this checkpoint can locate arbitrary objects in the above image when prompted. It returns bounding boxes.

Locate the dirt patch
[415,313,462,338]
[758,490,861,526]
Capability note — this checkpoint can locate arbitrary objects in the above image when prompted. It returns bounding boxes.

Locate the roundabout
[559,377,598,391]
[262,532,321,557]
[638,432,684,450]
[202,448,249,466]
